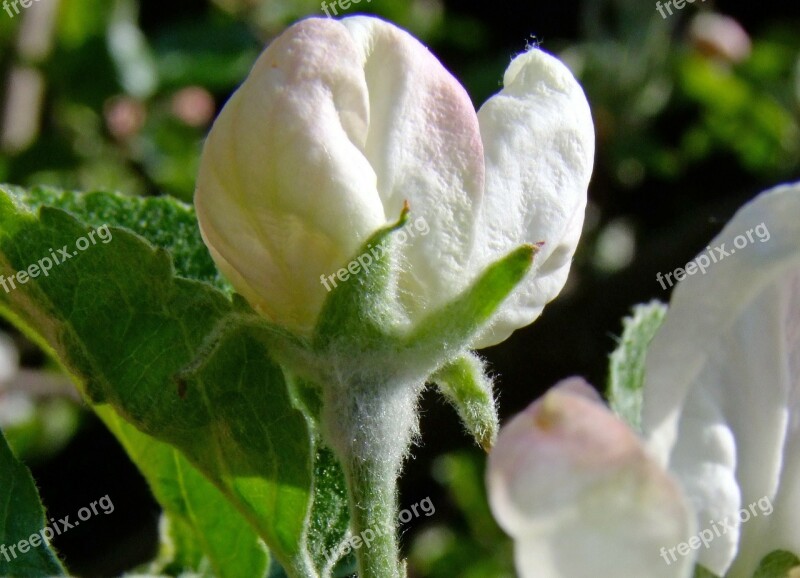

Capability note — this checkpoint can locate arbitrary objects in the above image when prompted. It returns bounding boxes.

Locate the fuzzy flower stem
[322,372,422,578]
[347,454,403,578]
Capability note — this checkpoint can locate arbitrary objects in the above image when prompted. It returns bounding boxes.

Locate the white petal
[471,48,594,348]
[488,378,696,578]
[642,182,800,577]
[340,16,485,321]
[196,18,386,333]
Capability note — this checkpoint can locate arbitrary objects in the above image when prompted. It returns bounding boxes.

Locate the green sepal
[431,353,498,451]
[304,206,535,380]
[402,244,535,359]
[313,203,410,350]
[607,301,668,431]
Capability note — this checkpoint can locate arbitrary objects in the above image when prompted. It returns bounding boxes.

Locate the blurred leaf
[229,0,444,39]
[58,0,115,48]
[752,550,800,578]
[679,54,800,175]
[152,16,258,91]
[3,395,82,464]
[410,450,513,578]
[48,38,120,109]
[607,301,667,431]
[432,452,502,545]
[693,565,720,578]
[0,428,66,577]
[107,0,159,98]
[136,116,204,200]
[156,515,210,576]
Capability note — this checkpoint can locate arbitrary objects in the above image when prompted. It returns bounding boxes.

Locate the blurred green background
[0,0,798,576]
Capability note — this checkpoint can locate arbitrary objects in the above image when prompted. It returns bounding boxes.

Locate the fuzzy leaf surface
[607,301,668,431]
[0,185,348,577]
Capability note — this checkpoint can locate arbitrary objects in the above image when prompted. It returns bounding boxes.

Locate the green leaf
[432,451,506,545]
[752,550,800,578]
[607,301,668,431]
[9,185,229,291]
[0,427,66,577]
[3,391,81,465]
[97,406,269,578]
[430,353,498,451]
[0,185,349,577]
[304,446,351,573]
[155,514,210,576]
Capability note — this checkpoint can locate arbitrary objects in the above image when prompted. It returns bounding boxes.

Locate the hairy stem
[346,454,403,578]
[322,372,421,578]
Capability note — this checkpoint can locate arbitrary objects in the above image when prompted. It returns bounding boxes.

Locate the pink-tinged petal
[488,377,695,578]
[471,48,595,348]
[340,16,485,320]
[689,13,752,63]
[642,183,800,577]
[196,18,386,333]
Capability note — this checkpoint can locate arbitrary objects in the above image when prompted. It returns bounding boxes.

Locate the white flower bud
[488,378,696,578]
[195,16,593,344]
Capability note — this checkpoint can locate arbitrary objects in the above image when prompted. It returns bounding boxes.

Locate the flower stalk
[348,459,402,578]
[321,372,422,578]
[193,14,594,576]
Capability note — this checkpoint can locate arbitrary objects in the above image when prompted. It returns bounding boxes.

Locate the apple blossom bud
[488,377,696,578]
[195,16,593,344]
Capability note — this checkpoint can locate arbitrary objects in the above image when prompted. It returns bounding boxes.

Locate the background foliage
[0,0,798,575]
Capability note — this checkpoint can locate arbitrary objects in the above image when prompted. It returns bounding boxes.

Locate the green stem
[347,455,402,578]
[322,375,419,578]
